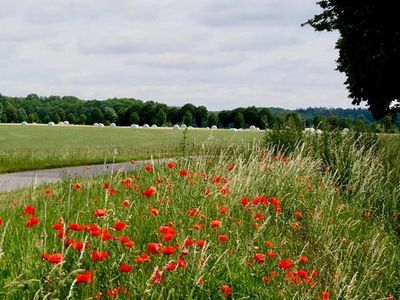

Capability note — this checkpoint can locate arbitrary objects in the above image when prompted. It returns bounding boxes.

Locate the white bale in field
[48,122,55,127]
[230,128,238,132]
[238,128,243,131]
[249,125,256,130]
[58,121,64,126]
[21,121,28,126]
[151,124,157,128]
[63,121,69,125]
[342,128,349,134]
[316,129,323,134]
[206,126,210,129]
[110,123,116,127]
[188,126,193,129]
[211,125,217,130]
[180,124,187,129]
[143,124,150,128]
[98,123,105,127]
[32,122,37,125]
[93,123,98,126]
[256,127,260,130]
[131,124,139,128]
[173,124,180,130]
[304,127,315,133]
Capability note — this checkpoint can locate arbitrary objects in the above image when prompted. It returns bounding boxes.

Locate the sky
[0,0,353,110]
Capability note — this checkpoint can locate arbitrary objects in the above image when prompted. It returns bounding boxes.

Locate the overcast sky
[0,0,353,110]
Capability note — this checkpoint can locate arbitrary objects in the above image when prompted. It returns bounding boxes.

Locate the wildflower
[278,259,294,270]
[122,200,130,207]
[166,161,175,169]
[42,252,63,264]
[52,223,63,230]
[188,208,200,217]
[147,243,161,254]
[150,208,159,216]
[321,291,330,300]
[294,211,302,218]
[219,206,229,215]
[162,246,176,255]
[239,197,249,206]
[299,255,309,264]
[196,239,206,247]
[113,221,127,232]
[57,230,67,238]
[23,205,36,216]
[220,285,232,297]
[218,235,228,243]
[72,241,86,251]
[150,268,164,284]
[227,165,235,171]
[119,264,133,273]
[142,186,157,198]
[108,188,117,196]
[210,220,221,228]
[76,271,94,284]
[254,253,266,263]
[94,208,107,218]
[92,250,108,262]
[144,165,153,172]
[74,182,81,190]
[179,169,189,177]
[26,217,39,228]
[135,253,150,263]
[102,182,110,189]
[204,189,213,197]
[69,223,85,231]
[44,188,52,196]
[268,251,277,259]
[265,241,273,247]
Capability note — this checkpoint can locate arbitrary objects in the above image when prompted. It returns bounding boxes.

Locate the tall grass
[0,139,398,299]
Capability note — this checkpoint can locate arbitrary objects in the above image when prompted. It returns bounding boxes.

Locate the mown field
[0,125,263,174]
[0,130,398,299]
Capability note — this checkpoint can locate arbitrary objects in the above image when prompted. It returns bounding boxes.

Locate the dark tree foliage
[304,1,400,119]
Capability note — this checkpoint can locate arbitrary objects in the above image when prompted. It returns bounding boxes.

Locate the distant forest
[0,93,398,130]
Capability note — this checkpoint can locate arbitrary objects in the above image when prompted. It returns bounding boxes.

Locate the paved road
[0,159,162,193]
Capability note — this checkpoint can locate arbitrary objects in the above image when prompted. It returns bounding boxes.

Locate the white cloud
[0,0,353,109]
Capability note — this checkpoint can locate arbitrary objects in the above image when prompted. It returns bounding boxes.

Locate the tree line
[0,93,398,132]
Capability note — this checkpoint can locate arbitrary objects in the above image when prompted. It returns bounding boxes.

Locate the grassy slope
[0,146,398,299]
[0,125,263,173]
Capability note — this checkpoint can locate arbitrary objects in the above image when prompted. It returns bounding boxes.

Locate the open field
[0,125,263,174]
[0,142,398,299]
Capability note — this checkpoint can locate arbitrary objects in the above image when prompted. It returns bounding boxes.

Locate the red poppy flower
[26,217,39,228]
[122,200,130,207]
[294,211,302,218]
[76,271,94,284]
[196,239,206,247]
[184,238,194,246]
[44,188,53,196]
[253,253,266,263]
[94,208,107,218]
[92,250,108,262]
[219,206,229,215]
[150,268,164,284]
[23,205,36,216]
[270,197,281,207]
[142,186,157,198]
[103,182,110,189]
[114,221,127,232]
[162,232,175,241]
[124,240,135,248]
[239,197,249,206]
[72,241,86,251]
[42,252,63,264]
[268,251,277,258]
[166,161,175,169]
[218,235,228,243]
[220,285,231,297]
[147,243,161,254]
[108,188,117,196]
[69,223,86,231]
[57,229,67,239]
[74,182,81,190]
[150,208,159,216]
[179,169,189,177]
[52,223,63,230]
[135,253,150,263]
[227,165,235,171]
[162,246,176,255]
[144,165,153,172]
[210,220,221,228]
[321,291,330,300]
[278,259,294,270]
[119,264,133,273]
[299,255,309,264]
[187,208,200,217]
[265,241,273,247]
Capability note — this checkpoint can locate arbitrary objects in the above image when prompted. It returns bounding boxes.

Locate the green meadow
[0,125,263,173]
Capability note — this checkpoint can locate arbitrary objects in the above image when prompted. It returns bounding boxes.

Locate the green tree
[233,111,245,128]
[381,115,392,133]
[183,111,193,126]
[129,111,140,125]
[194,106,208,127]
[153,109,167,126]
[304,1,400,119]
[78,114,87,124]
[207,113,218,127]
